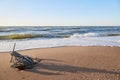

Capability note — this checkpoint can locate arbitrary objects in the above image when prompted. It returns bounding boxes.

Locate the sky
[0,0,119,26]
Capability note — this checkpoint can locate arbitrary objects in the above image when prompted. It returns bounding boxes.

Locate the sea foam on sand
[0,35,120,52]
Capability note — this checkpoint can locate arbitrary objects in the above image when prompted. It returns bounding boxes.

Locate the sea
[0,26,120,52]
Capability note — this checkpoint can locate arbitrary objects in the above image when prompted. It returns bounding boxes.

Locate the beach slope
[0,46,120,80]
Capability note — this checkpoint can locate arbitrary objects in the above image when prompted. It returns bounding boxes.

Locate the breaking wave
[69,33,98,38]
[0,34,39,40]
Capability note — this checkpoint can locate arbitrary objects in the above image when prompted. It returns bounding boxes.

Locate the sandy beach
[0,46,120,80]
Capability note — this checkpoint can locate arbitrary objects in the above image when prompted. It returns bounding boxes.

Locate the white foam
[0,36,120,52]
[70,33,98,38]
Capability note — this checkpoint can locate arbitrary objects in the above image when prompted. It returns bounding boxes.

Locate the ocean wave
[0,33,69,40]
[0,34,39,40]
[69,33,98,38]
[0,26,120,40]
[106,33,120,36]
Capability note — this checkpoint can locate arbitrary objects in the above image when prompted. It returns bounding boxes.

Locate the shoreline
[0,46,120,80]
[0,45,120,53]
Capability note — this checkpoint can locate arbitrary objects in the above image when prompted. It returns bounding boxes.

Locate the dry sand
[0,46,120,80]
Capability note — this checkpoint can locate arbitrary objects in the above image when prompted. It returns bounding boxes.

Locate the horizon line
[0,25,120,27]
